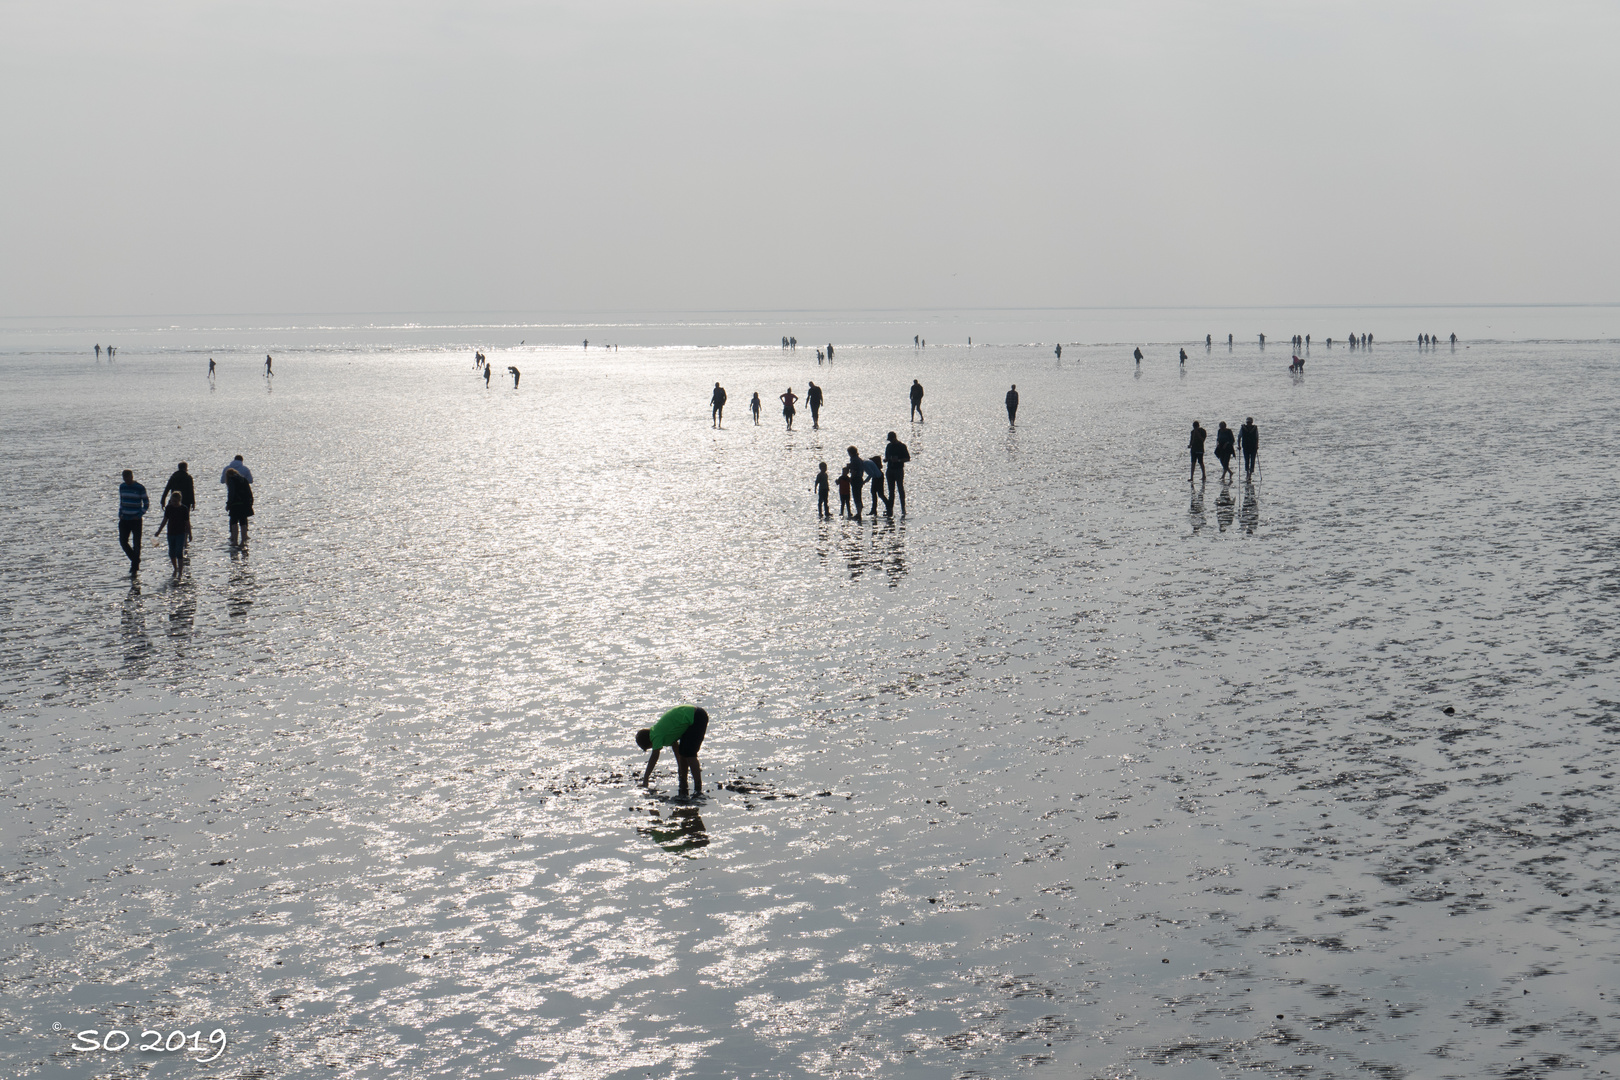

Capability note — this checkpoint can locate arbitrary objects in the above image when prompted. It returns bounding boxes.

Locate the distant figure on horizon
[884,432,910,516]
[484,364,491,387]
[1258,334,1265,347]
[207,358,216,379]
[1214,421,1235,481]
[826,343,834,359]
[914,335,920,347]
[790,337,797,350]
[161,462,196,511]
[265,354,273,376]
[1133,347,1143,366]
[813,462,831,518]
[154,490,192,576]
[1179,347,1187,365]
[1188,421,1207,482]
[1054,343,1062,359]
[1227,333,1233,347]
[1006,384,1019,425]
[1239,417,1259,478]
[1450,332,1457,345]
[711,382,727,427]
[95,344,102,359]
[1206,334,1212,347]
[1290,354,1305,372]
[118,469,149,573]
[909,379,925,422]
[1305,334,1311,346]
[816,349,824,363]
[780,386,798,430]
[508,366,520,388]
[807,381,823,429]
[108,346,115,358]
[750,392,761,424]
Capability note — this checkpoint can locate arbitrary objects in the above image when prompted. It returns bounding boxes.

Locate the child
[637,706,709,797]
[837,466,852,517]
[813,462,831,517]
[153,490,191,575]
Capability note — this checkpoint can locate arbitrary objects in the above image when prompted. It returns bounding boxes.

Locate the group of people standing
[474,352,520,388]
[1187,419,1259,483]
[116,456,255,574]
[814,435,910,520]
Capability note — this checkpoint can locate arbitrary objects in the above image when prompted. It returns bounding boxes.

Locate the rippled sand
[3,338,1618,1078]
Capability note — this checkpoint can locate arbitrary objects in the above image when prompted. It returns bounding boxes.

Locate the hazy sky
[4,1,1617,316]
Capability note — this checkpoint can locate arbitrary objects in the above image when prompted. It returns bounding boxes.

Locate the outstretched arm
[640,748,661,786]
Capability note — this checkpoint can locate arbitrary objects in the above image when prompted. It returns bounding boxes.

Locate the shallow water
[3,325,1619,1079]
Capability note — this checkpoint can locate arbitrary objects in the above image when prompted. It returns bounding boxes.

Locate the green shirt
[648,706,698,750]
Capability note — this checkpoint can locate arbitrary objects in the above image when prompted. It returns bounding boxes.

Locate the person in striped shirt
[118,470,149,572]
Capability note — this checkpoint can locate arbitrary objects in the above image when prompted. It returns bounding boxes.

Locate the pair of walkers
[1187,419,1260,482]
[116,456,255,574]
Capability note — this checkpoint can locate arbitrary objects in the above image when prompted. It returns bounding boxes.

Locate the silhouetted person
[826,343,833,359]
[750,392,761,424]
[780,387,798,430]
[637,705,709,797]
[1258,334,1265,346]
[224,466,253,547]
[909,379,924,422]
[1054,343,1062,359]
[884,431,910,516]
[711,382,727,427]
[95,344,102,358]
[154,491,192,575]
[484,364,491,386]
[1239,417,1259,477]
[583,339,588,349]
[813,462,830,518]
[1305,334,1310,346]
[161,462,195,510]
[1206,334,1212,347]
[868,456,890,514]
[1214,421,1235,481]
[836,466,852,516]
[1450,332,1457,345]
[508,366,520,388]
[846,446,867,518]
[1227,333,1233,347]
[790,336,797,350]
[118,469,149,572]
[914,335,920,347]
[207,358,216,378]
[1188,421,1207,482]
[1179,347,1187,365]
[265,354,273,376]
[1005,384,1019,425]
[1133,347,1143,366]
[807,381,823,428]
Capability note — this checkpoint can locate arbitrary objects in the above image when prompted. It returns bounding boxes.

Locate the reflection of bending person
[637,706,709,796]
[780,387,798,430]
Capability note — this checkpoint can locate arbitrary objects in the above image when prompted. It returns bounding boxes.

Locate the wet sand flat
[2,335,1619,1078]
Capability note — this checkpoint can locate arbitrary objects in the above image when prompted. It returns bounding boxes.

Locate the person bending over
[637,706,709,796]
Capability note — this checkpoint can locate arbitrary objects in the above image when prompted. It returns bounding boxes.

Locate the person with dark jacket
[1188,421,1207,482]
[1214,421,1236,481]
[1239,418,1260,478]
[909,380,925,422]
[161,462,195,509]
[224,467,254,547]
[154,491,192,574]
[883,431,911,516]
[1005,385,1019,425]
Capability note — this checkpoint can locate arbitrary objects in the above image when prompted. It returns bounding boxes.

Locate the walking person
[1214,421,1236,481]
[484,363,491,387]
[711,382,727,427]
[1134,347,1143,366]
[153,491,192,575]
[1054,343,1062,359]
[1188,421,1207,482]
[636,705,709,797]
[1238,417,1260,478]
[117,470,149,572]
[223,464,254,547]
[161,462,196,511]
[909,379,925,422]
[884,431,910,516]
[207,358,216,380]
[780,386,798,430]
[1005,384,1019,425]
[1179,347,1188,366]
[813,462,831,518]
[807,382,823,429]
[264,354,273,376]
[750,392,761,425]
[866,455,890,515]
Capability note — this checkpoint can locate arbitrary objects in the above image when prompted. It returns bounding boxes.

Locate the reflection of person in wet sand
[638,806,709,851]
[780,387,798,430]
[637,706,709,797]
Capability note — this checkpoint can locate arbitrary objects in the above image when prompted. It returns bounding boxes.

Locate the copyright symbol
[53,1023,61,1031]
